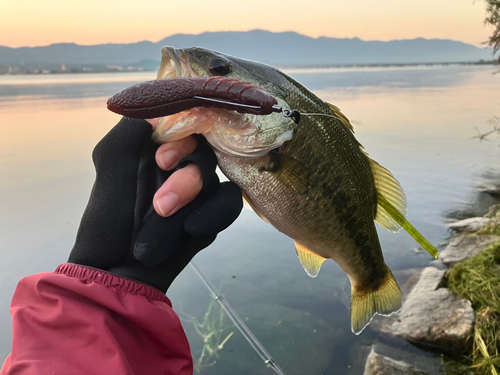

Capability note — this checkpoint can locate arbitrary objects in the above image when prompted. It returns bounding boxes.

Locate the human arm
[1,117,242,375]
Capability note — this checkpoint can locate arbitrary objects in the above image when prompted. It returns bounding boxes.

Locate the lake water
[0,65,499,374]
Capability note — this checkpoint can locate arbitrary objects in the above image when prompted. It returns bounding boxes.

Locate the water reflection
[288,65,475,90]
[0,72,156,100]
[0,66,499,373]
[445,169,500,221]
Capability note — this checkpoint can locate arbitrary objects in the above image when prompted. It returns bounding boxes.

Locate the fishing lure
[107,76,287,118]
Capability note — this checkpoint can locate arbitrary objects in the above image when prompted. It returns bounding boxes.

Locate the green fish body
[153,46,436,334]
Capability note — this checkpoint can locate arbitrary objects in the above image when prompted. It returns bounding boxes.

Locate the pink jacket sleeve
[1,263,193,375]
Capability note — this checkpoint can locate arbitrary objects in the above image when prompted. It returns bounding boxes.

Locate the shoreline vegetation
[363,181,500,375]
[446,241,500,374]
[0,59,498,76]
[445,203,500,374]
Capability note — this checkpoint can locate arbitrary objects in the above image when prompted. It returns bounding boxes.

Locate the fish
[109,46,439,334]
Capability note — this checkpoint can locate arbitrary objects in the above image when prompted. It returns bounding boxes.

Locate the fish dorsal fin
[367,156,408,233]
[295,241,327,278]
[325,102,355,134]
[377,193,439,259]
[242,192,270,224]
[367,156,439,259]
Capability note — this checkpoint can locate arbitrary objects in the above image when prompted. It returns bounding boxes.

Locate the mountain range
[0,29,494,69]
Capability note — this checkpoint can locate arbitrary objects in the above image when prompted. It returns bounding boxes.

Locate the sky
[0,0,495,48]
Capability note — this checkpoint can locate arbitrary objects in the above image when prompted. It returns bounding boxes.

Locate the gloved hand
[68,117,243,293]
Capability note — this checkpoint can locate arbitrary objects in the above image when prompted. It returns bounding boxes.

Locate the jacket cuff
[55,263,171,306]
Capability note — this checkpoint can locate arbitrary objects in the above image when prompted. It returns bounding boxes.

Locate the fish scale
[159,47,403,334]
[276,97,385,284]
[117,46,438,334]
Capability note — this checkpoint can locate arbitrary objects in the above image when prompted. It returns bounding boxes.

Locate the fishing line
[187,97,338,124]
[189,261,288,375]
[300,112,341,119]
[278,107,341,123]
[179,105,338,375]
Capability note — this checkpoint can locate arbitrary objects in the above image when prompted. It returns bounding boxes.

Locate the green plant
[483,0,500,58]
[446,241,500,374]
[179,295,234,374]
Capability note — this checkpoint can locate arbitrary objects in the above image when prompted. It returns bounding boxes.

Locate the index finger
[146,117,161,130]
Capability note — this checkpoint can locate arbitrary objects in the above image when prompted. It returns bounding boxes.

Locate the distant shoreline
[0,59,497,76]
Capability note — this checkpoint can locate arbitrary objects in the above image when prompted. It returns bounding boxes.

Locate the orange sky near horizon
[0,0,495,48]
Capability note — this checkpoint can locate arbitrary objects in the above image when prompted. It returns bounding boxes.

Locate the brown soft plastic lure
[107,76,280,119]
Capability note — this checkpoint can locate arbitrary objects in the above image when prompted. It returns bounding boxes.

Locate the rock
[447,205,500,233]
[447,217,493,232]
[394,268,425,298]
[387,267,474,351]
[477,184,500,196]
[364,349,425,375]
[369,268,423,334]
[485,204,500,218]
[363,342,443,375]
[439,234,500,266]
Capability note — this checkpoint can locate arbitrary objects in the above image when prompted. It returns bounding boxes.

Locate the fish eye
[208,58,231,76]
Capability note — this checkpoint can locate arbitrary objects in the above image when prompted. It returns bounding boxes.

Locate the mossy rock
[445,239,500,373]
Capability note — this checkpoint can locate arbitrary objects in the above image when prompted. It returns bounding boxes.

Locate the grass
[178,294,234,374]
[445,240,500,374]
[476,204,500,236]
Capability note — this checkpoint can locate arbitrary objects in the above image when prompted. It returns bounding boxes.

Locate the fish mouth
[152,47,292,157]
[106,46,294,157]
[157,46,198,79]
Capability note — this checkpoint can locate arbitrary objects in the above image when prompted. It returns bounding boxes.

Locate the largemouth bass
[110,47,438,334]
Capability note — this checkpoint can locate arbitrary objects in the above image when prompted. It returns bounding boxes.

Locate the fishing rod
[189,261,288,375]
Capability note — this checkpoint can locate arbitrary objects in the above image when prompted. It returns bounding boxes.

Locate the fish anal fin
[350,266,402,335]
[295,241,327,278]
[366,156,408,233]
[242,192,270,224]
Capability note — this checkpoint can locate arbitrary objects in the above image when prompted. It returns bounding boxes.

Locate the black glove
[68,117,243,293]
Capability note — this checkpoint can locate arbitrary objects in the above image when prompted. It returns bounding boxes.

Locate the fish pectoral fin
[350,266,402,335]
[295,241,327,278]
[263,152,314,194]
[242,192,270,224]
[367,156,408,233]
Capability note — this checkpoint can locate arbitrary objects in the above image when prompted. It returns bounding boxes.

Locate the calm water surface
[1,66,499,374]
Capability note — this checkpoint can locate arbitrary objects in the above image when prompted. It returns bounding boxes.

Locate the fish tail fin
[350,266,402,335]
